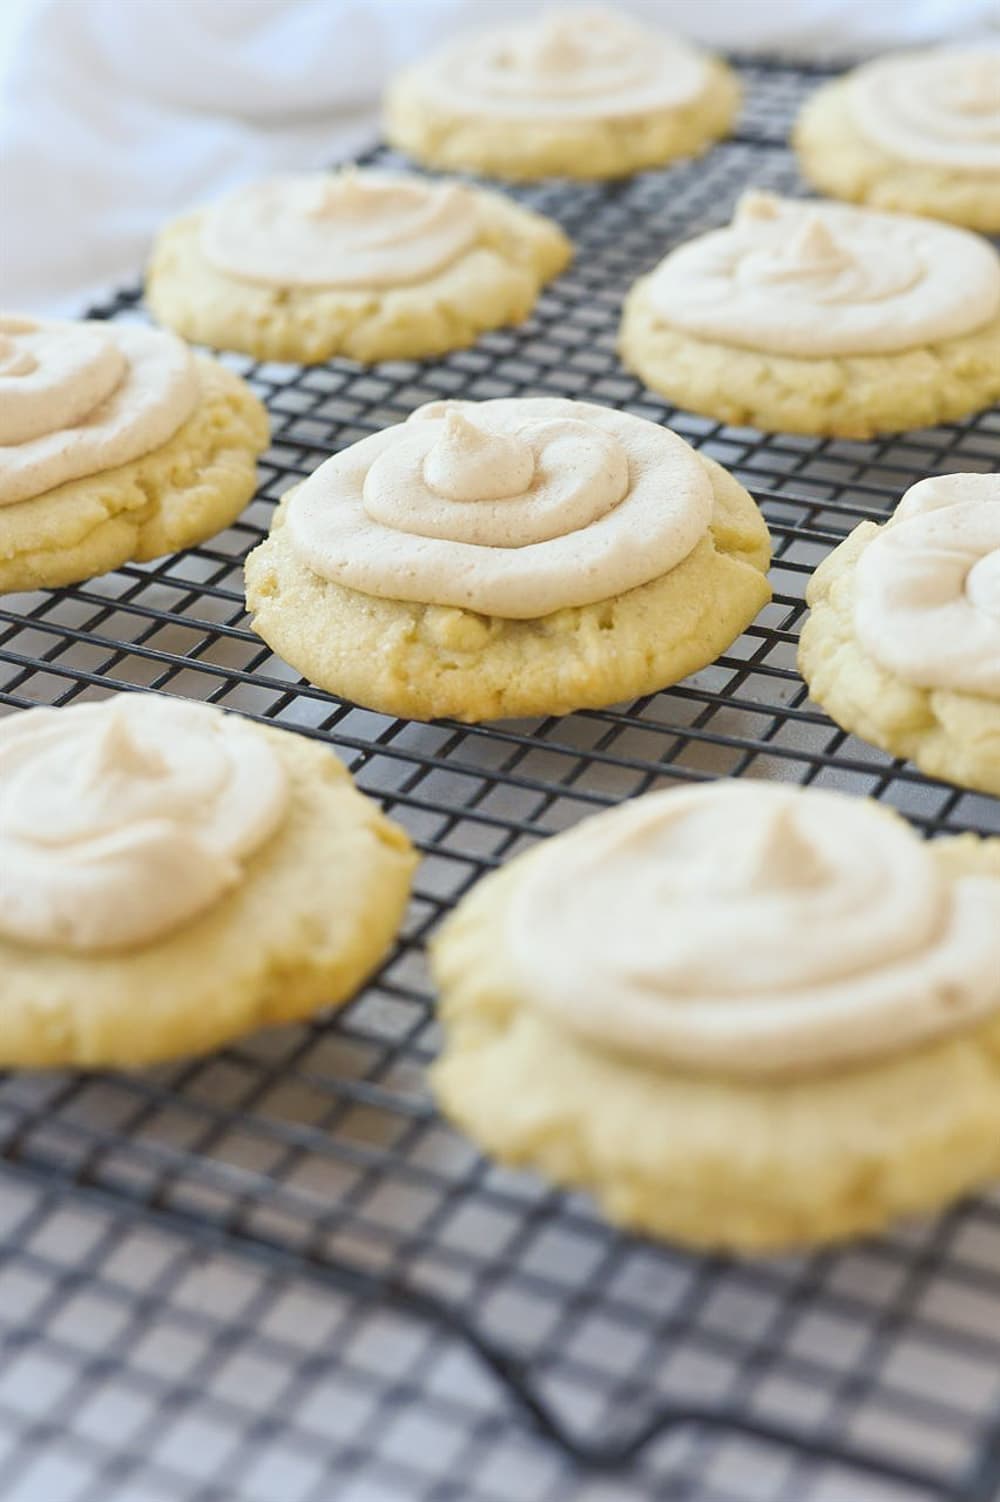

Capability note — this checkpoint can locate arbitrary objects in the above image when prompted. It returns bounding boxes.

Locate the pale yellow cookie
[621,295,1000,439]
[245,399,771,723]
[146,172,571,365]
[0,318,268,596]
[620,193,1000,439]
[0,699,416,1069]
[799,475,1000,797]
[386,55,739,182]
[794,58,1000,234]
[431,785,1000,1252]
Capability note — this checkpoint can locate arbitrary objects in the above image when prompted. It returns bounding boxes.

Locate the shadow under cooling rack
[1,60,1000,1502]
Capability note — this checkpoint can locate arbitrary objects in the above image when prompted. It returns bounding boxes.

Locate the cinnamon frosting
[643,192,1000,357]
[0,316,198,507]
[0,696,288,953]
[404,5,708,121]
[854,473,1000,699]
[506,783,1000,1078]
[848,47,1000,172]
[286,397,715,619]
[199,171,480,289]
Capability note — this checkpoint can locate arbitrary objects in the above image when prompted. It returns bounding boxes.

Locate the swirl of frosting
[643,192,1000,357]
[848,48,1000,171]
[506,783,1000,1078]
[406,6,707,120]
[0,696,288,954]
[854,473,1000,698]
[199,171,480,289]
[286,397,714,619]
[0,316,198,507]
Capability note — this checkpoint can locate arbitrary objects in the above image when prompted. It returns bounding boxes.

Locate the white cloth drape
[2,0,998,316]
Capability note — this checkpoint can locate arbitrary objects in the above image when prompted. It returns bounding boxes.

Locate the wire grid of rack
[1,58,1000,1502]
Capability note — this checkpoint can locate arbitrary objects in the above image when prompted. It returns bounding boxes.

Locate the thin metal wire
[1,59,999,1501]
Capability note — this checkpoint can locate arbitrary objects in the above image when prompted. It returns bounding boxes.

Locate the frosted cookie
[245,397,771,722]
[620,191,1000,438]
[0,694,416,1068]
[431,781,1000,1251]
[800,473,1000,796]
[795,47,1000,233]
[0,315,267,595]
[147,169,571,364]
[384,5,739,181]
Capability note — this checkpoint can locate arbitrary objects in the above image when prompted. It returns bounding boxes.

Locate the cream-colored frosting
[0,316,198,507]
[854,473,1000,699]
[286,397,714,619]
[0,695,288,953]
[199,171,480,289]
[643,192,1000,357]
[407,5,707,121]
[506,782,1000,1078]
[849,47,1000,171]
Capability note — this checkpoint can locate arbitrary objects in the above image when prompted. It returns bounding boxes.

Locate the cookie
[0,315,268,595]
[620,191,1000,437]
[146,169,571,364]
[431,781,1000,1251]
[795,48,1000,233]
[800,473,1000,797]
[245,397,771,722]
[385,5,739,182]
[0,694,416,1068]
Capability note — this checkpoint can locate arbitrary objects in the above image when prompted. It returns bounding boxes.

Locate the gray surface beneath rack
[1,61,1000,1502]
[4,1173,996,1502]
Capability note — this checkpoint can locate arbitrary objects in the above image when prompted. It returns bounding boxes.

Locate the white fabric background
[2,0,999,317]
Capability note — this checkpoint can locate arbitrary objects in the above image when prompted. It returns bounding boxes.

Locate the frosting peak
[0,316,198,506]
[740,211,858,292]
[0,696,288,954]
[645,195,1000,357]
[423,411,536,502]
[302,168,370,219]
[524,13,591,73]
[854,472,1000,699]
[506,783,1000,1078]
[199,171,480,290]
[787,214,850,270]
[848,47,1000,171]
[286,397,714,619]
[81,707,169,789]
[716,800,831,893]
[405,5,708,122]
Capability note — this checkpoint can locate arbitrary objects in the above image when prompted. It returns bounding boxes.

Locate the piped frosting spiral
[285,397,714,619]
[0,696,288,953]
[506,782,1000,1078]
[0,316,198,507]
[848,47,1000,172]
[403,5,708,121]
[199,171,480,289]
[854,473,1000,699]
[643,192,1000,357]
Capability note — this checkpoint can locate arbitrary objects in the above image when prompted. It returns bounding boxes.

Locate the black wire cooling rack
[2,59,1000,1502]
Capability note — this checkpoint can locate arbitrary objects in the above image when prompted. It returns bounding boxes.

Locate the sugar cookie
[432,782,1000,1250]
[795,48,1000,232]
[385,5,739,181]
[147,169,570,364]
[0,695,416,1067]
[0,315,267,595]
[800,473,1000,796]
[245,397,771,722]
[620,192,1000,437]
